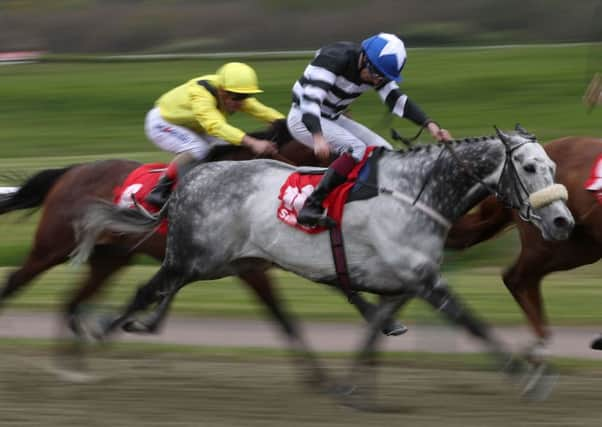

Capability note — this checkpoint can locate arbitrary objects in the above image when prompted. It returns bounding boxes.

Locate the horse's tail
[0,166,75,215]
[445,196,514,249]
[71,200,165,265]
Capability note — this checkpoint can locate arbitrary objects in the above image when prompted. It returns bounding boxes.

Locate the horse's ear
[494,125,510,144]
[514,123,536,140]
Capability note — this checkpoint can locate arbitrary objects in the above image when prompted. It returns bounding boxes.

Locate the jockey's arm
[241,97,285,123]
[375,80,451,142]
[191,90,246,145]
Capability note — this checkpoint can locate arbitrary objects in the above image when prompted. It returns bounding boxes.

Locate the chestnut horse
[446,135,602,355]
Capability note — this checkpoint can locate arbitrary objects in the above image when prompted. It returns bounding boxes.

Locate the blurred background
[1,0,601,52]
[1,1,602,425]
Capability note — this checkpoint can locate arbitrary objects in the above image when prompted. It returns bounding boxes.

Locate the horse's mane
[246,118,293,148]
[204,119,293,162]
[204,145,247,162]
[395,135,498,157]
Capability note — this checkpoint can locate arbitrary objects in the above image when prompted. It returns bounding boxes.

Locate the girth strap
[329,225,355,301]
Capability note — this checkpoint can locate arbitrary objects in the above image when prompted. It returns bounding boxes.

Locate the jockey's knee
[380,140,393,150]
[188,145,210,161]
[343,144,366,162]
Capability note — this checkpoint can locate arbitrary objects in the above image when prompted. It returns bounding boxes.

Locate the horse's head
[495,124,574,240]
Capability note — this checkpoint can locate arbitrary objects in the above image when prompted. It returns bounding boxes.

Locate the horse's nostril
[554,216,570,229]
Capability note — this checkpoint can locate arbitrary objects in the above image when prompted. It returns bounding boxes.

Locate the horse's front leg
[419,278,515,367]
[347,292,408,336]
[342,294,411,411]
[420,278,555,400]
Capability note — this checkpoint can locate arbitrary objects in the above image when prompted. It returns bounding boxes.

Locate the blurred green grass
[0,45,600,325]
[2,260,602,326]
[0,45,598,159]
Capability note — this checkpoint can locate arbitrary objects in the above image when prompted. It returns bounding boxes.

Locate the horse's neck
[380,138,506,222]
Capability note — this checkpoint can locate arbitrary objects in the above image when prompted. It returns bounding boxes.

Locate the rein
[390,125,556,226]
[391,122,444,205]
[441,131,541,221]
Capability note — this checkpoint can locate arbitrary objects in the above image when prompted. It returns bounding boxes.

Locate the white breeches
[286,105,392,161]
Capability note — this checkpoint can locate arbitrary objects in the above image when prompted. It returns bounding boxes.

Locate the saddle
[276,146,385,299]
[113,163,170,234]
[277,146,383,234]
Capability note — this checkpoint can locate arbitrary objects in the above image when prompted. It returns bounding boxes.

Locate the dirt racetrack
[0,349,601,427]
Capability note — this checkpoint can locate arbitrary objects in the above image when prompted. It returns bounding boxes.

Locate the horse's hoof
[80,314,115,342]
[382,321,408,336]
[327,382,356,397]
[590,336,602,350]
[49,365,99,384]
[122,319,156,334]
[338,390,401,413]
[521,363,558,401]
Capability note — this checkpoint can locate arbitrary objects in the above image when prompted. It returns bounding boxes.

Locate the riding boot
[297,152,356,228]
[145,174,174,207]
[146,152,198,208]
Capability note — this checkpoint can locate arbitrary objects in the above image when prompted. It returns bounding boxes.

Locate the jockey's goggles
[364,59,385,80]
[227,91,252,101]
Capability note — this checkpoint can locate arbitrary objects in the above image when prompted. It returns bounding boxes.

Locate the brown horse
[446,135,602,354]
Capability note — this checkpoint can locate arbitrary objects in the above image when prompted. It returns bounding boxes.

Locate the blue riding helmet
[361,33,407,82]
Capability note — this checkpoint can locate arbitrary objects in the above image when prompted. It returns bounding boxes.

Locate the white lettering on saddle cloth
[585,154,602,205]
[117,183,143,208]
[278,184,314,225]
[585,155,602,192]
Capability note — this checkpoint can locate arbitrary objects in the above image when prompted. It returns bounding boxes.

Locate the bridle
[443,128,539,222]
[392,124,567,224]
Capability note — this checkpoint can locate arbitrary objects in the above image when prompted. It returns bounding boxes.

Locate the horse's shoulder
[545,136,602,165]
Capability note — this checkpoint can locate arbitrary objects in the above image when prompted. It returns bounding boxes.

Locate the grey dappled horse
[73,126,573,403]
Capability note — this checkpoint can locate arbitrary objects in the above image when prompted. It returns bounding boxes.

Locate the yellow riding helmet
[216,62,263,94]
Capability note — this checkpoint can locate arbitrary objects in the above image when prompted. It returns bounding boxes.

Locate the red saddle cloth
[585,154,602,204]
[277,147,376,234]
[113,162,170,235]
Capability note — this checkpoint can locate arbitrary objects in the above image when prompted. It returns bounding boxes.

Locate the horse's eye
[523,163,536,173]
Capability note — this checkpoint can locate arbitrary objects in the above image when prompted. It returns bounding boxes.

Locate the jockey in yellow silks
[145,62,284,207]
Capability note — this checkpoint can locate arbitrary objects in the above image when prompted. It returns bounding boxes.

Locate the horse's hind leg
[100,265,187,339]
[343,294,411,411]
[51,246,133,376]
[65,245,132,337]
[0,243,69,306]
[1,208,76,306]
[121,287,178,334]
